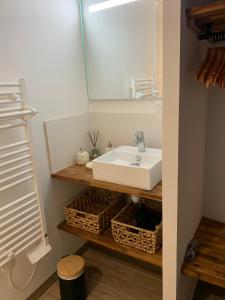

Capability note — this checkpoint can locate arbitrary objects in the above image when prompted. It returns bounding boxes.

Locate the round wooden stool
[57,255,86,300]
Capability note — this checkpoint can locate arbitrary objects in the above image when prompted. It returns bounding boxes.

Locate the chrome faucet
[134,130,146,152]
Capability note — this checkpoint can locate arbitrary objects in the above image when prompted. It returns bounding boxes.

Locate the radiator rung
[0,100,22,104]
[0,225,42,252]
[0,168,33,184]
[0,198,37,220]
[0,211,40,236]
[0,175,34,192]
[0,121,27,130]
[0,231,42,260]
[0,147,30,160]
[0,218,41,244]
[0,82,20,87]
[0,192,37,211]
[0,235,42,267]
[0,162,32,176]
[0,91,21,97]
[0,154,31,168]
[0,141,29,151]
[0,204,38,228]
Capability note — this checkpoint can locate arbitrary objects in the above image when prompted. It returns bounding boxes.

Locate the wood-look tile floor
[38,245,225,300]
[39,245,162,300]
[194,282,225,300]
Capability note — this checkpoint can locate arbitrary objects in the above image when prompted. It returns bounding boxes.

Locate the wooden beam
[183,217,225,289]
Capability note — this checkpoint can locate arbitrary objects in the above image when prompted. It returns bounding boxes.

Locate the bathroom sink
[92,146,162,190]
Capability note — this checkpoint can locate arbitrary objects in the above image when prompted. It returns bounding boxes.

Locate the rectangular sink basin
[92,146,162,190]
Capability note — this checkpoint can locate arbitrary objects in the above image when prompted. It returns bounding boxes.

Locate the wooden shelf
[183,217,225,289]
[52,164,162,201]
[187,1,225,33]
[58,220,162,268]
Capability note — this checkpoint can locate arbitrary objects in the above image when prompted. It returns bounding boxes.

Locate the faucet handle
[133,131,140,145]
[133,131,146,152]
[134,130,144,140]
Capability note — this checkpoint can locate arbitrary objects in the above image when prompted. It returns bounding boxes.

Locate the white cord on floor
[9,263,38,291]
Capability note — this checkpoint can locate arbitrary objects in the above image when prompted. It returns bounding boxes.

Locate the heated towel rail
[130,78,159,99]
[0,80,51,269]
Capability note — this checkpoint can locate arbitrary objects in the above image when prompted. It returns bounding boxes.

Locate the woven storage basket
[64,188,125,235]
[111,199,162,254]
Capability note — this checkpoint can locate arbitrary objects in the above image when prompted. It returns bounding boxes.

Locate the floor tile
[122,270,162,300]
[83,248,135,291]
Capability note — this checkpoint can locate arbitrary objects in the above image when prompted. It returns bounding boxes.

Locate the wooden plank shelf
[182,217,225,289]
[52,164,162,201]
[58,220,162,268]
[186,1,225,33]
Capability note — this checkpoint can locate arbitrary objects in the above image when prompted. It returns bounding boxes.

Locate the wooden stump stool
[57,255,86,300]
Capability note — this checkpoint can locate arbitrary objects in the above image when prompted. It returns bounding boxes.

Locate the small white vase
[76,149,90,166]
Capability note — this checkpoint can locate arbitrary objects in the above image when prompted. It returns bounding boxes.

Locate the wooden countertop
[183,217,225,289]
[52,164,162,201]
[58,220,162,268]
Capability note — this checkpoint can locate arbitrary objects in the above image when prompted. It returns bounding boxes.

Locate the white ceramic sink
[92,146,162,190]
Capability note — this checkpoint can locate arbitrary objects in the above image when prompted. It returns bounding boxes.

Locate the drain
[130,162,140,166]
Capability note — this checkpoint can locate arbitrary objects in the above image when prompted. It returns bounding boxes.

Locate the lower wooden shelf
[58,220,162,268]
[182,217,225,289]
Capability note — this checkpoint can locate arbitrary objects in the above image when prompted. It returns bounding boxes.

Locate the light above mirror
[89,0,137,13]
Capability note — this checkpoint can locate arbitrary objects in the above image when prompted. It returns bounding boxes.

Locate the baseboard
[188,279,198,300]
[26,271,57,300]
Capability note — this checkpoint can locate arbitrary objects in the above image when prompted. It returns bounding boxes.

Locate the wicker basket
[64,188,125,235]
[111,199,162,254]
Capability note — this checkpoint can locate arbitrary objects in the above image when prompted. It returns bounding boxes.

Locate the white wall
[90,96,162,153]
[0,1,88,299]
[163,0,208,299]
[91,111,162,154]
[162,0,181,298]
[177,0,208,297]
[204,88,225,222]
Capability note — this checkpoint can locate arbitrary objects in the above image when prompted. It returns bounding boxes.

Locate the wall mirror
[79,0,161,101]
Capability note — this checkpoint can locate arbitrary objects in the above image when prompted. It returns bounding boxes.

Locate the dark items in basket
[136,203,162,231]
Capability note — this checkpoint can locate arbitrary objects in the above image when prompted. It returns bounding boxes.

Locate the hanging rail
[186,1,225,42]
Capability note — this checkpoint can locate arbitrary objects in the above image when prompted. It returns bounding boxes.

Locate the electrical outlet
[1,252,15,274]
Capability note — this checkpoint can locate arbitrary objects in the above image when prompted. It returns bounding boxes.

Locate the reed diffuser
[88,130,100,160]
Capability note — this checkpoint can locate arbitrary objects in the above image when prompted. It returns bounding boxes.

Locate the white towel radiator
[130,78,159,99]
[0,79,51,270]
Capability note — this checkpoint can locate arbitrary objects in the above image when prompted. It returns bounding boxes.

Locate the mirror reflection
[80,0,161,100]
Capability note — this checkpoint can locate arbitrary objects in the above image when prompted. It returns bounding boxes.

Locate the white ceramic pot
[76,149,90,165]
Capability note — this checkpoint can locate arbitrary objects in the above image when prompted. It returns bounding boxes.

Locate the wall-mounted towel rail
[0,121,27,130]
[0,91,21,97]
[129,78,159,99]
[1,211,40,236]
[0,140,29,151]
[0,79,51,271]
[0,107,38,120]
[0,82,20,87]
[0,162,32,176]
[0,147,30,159]
[0,154,31,168]
[0,191,37,211]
